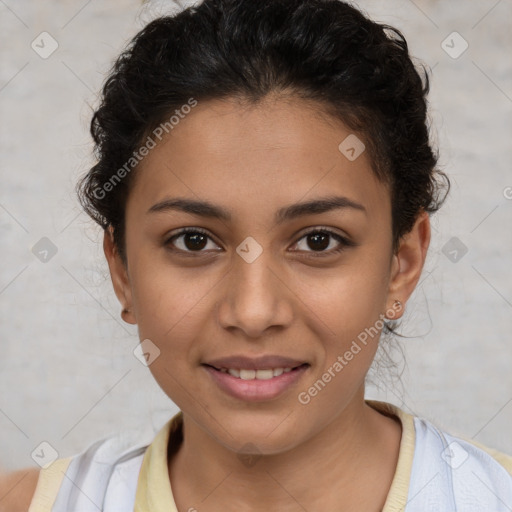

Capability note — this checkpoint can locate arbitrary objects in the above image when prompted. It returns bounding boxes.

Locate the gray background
[1,0,511,472]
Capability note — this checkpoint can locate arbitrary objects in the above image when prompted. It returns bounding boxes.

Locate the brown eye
[293,229,355,257]
[165,228,220,253]
[181,232,208,251]
[305,232,331,251]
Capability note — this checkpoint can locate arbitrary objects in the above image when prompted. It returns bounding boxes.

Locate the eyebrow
[147,195,367,223]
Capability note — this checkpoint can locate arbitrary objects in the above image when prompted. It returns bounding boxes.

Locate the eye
[165,227,221,254]
[292,228,355,257]
[164,226,355,257]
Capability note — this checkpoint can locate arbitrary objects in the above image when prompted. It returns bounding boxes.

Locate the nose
[216,249,294,339]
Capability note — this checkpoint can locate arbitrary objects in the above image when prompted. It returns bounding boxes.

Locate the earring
[385,299,403,319]
[121,307,131,319]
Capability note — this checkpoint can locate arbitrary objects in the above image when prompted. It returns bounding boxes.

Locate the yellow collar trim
[134,400,416,511]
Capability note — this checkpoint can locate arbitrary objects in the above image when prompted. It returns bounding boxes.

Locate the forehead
[127,95,389,223]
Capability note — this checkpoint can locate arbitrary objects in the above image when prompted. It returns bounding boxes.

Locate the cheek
[294,270,387,414]
[131,264,216,407]
[129,256,218,359]
[293,256,389,340]
[291,256,391,405]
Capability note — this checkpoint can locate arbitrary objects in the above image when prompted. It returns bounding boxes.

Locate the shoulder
[413,415,512,475]
[410,415,512,509]
[461,435,512,475]
[0,466,40,512]
[367,400,512,509]
[26,427,155,512]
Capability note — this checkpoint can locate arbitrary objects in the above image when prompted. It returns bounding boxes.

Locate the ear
[386,210,431,318]
[103,226,137,325]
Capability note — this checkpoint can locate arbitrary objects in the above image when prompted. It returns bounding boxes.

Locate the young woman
[3,0,511,510]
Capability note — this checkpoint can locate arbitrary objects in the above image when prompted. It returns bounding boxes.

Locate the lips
[202,362,310,401]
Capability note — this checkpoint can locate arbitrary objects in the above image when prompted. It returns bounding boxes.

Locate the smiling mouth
[203,363,309,380]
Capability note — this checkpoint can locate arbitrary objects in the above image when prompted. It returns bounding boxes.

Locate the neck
[168,389,402,512]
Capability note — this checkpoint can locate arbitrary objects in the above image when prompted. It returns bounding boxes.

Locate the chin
[205,409,309,456]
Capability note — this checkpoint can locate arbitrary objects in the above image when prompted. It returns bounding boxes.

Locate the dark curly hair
[77,0,449,282]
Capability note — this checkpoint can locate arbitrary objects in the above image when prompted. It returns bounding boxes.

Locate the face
[105,93,429,454]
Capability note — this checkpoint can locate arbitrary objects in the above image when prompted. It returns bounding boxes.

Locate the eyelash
[164,227,355,258]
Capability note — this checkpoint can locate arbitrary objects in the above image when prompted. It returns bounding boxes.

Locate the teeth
[239,369,256,380]
[254,369,273,380]
[221,367,299,379]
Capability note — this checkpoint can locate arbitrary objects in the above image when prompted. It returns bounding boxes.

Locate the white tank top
[49,437,147,511]
[29,403,512,511]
